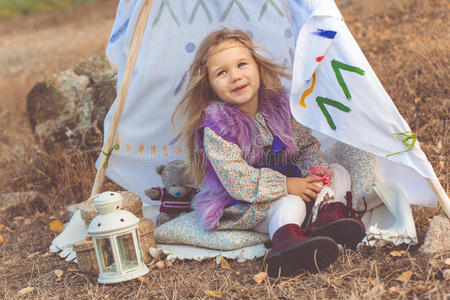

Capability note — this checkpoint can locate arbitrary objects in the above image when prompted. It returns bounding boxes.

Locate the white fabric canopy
[101,0,439,207]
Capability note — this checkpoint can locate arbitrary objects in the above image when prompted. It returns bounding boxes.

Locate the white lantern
[88,191,149,284]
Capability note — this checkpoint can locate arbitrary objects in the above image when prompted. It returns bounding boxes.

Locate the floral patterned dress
[203,112,329,230]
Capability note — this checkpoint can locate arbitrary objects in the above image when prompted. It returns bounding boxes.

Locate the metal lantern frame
[88,192,149,284]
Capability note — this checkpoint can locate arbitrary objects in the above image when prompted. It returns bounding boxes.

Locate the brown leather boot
[304,192,366,250]
[267,223,339,277]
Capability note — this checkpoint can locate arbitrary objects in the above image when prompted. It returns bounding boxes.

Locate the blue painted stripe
[312,29,337,39]
[110,18,130,43]
[174,70,188,96]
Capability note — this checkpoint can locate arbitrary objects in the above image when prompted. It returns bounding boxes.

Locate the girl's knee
[329,163,351,192]
[280,194,306,210]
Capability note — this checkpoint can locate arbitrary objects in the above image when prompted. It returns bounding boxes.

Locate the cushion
[154,212,269,251]
[322,141,376,210]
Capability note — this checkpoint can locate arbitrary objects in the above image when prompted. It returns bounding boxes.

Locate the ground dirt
[0,0,449,299]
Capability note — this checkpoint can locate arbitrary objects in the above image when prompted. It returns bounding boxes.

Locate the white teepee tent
[51,0,448,260]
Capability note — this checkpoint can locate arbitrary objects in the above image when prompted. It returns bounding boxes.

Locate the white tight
[253,195,307,239]
[252,163,351,239]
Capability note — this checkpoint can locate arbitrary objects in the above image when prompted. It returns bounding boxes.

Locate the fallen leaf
[220,256,231,270]
[396,270,413,282]
[137,276,149,284]
[389,286,401,295]
[411,285,427,293]
[14,216,25,222]
[445,258,450,266]
[414,97,421,104]
[0,224,13,232]
[390,250,405,257]
[17,287,34,296]
[155,261,165,269]
[23,219,32,226]
[204,290,223,298]
[49,220,64,233]
[67,267,78,272]
[252,272,268,284]
[54,269,64,279]
[0,235,4,244]
[367,277,377,286]
[42,252,54,257]
[164,259,172,267]
[3,259,12,265]
[27,252,40,259]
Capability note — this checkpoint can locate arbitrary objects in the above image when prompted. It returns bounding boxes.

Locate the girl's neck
[237,98,259,117]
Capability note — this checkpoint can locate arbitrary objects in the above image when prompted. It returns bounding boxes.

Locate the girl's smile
[207,40,260,116]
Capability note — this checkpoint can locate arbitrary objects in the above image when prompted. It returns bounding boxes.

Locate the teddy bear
[144,160,198,226]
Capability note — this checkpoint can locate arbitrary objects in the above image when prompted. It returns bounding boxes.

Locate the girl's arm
[204,127,287,203]
[290,117,330,176]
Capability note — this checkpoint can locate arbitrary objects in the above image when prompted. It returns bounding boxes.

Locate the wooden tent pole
[90,0,153,197]
[427,178,450,218]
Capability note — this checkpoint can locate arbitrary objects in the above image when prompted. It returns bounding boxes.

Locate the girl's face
[207,40,260,116]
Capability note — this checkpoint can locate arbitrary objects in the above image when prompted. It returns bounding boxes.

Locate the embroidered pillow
[154,212,269,251]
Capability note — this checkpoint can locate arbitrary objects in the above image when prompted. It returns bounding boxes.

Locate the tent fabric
[101,0,438,208]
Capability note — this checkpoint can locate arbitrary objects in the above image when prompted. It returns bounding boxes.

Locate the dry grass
[0,0,449,299]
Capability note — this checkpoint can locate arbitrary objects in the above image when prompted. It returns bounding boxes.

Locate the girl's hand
[286,176,323,202]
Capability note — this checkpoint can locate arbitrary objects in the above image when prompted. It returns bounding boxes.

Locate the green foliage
[0,0,99,21]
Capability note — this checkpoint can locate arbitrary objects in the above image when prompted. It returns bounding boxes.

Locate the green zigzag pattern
[189,0,212,24]
[152,0,180,28]
[258,0,284,21]
[220,0,250,22]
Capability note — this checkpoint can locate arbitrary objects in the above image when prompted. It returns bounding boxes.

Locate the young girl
[173,28,365,277]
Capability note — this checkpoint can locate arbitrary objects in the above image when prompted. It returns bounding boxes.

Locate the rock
[419,214,450,254]
[0,192,48,214]
[26,54,117,155]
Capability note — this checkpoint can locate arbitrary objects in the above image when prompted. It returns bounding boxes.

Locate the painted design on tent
[289,47,294,63]
[316,55,324,62]
[312,29,337,39]
[386,131,417,157]
[174,70,188,95]
[152,0,181,27]
[110,17,129,43]
[299,72,317,108]
[221,0,250,22]
[284,28,292,38]
[258,0,284,21]
[331,60,365,100]
[189,0,213,24]
[139,144,145,155]
[126,142,131,152]
[316,97,351,130]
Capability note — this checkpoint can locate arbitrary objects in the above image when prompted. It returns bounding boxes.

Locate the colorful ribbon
[386,131,416,157]
[102,144,120,169]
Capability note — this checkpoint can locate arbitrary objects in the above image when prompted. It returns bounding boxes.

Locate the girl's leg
[252,194,306,239]
[326,163,351,204]
[254,195,338,277]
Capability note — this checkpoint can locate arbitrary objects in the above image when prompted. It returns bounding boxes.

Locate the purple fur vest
[193,88,298,230]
